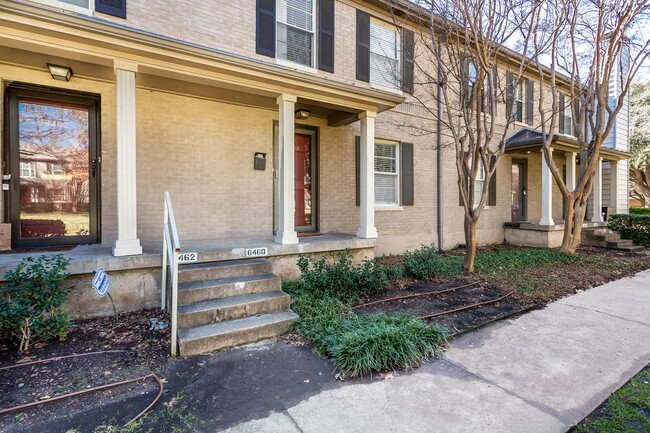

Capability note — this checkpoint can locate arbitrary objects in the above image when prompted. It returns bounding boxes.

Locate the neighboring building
[0,0,630,319]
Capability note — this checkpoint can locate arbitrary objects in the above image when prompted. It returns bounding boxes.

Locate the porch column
[112,61,142,257]
[565,152,576,191]
[274,94,299,245]
[610,160,620,215]
[357,111,378,239]
[540,148,554,226]
[591,157,603,223]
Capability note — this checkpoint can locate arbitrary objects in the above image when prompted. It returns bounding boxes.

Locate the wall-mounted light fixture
[295,109,311,120]
[47,63,73,82]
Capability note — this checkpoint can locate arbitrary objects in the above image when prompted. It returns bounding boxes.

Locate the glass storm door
[511,160,527,221]
[6,87,99,247]
[294,133,313,230]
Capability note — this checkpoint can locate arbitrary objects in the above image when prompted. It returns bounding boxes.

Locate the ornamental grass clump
[0,255,74,352]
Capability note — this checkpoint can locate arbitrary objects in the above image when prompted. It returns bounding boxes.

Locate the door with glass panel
[6,87,100,247]
[511,159,527,221]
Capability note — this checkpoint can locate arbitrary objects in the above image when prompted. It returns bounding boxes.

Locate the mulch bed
[0,309,170,432]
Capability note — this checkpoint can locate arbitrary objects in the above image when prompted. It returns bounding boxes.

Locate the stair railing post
[161,203,168,310]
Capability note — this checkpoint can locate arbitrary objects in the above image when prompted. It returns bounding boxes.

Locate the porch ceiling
[505,128,630,161]
[0,1,405,125]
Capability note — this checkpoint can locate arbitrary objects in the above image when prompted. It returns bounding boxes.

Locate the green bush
[403,245,463,279]
[630,207,650,215]
[296,251,388,302]
[0,255,74,351]
[328,314,448,377]
[608,214,650,246]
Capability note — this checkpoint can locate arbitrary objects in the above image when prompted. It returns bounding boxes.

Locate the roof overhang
[505,131,630,161]
[0,1,406,125]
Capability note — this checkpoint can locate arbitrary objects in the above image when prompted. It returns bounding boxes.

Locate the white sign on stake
[92,268,110,298]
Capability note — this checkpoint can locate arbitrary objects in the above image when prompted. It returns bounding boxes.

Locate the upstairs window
[20,162,36,178]
[276,0,315,68]
[559,93,574,136]
[369,19,400,89]
[513,80,524,122]
[34,0,92,15]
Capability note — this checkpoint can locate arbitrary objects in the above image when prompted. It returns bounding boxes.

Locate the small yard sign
[246,247,268,258]
[178,252,198,264]
[92,268,110,298]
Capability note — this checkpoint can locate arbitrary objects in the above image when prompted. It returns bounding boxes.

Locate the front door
[5,86,100,247]
[511,159,527,221]
[273,125,318,234]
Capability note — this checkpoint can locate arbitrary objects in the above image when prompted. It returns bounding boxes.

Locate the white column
[565,152,576,191]
[591,157,603,223]
[357,111,378,239]
[112,61,142,256]
[610,160,620,214]
[274,94,299,245]
[540,148,554,226]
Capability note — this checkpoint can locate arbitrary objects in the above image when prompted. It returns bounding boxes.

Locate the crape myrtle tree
[527,0,650,253]
[388,0,541,272]
[630,80,650,206]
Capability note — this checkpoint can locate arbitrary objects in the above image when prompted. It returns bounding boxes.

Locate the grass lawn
[572,365,650,433]
[21,212,89,236]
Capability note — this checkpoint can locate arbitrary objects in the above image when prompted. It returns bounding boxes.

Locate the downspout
[436,39,444,251]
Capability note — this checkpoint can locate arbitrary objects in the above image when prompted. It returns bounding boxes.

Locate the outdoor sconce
[295,109,311,120]
[47,63,73,82]
[254,152,267,171]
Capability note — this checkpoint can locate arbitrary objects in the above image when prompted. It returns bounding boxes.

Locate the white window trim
[275,0,317,69]
[374,139,400,207]
[514,80,524,122]
[369,17,401,91]
[32,0,94,16]
[564,99,574,137]
[20,162,37,178]
[467,158,487,210]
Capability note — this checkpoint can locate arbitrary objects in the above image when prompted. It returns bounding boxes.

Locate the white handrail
[161,191,181,357]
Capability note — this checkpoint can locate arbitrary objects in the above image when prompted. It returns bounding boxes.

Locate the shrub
[608,214,650,246]
[0,255,74,351]
[403,245,463,279]
[296,251,388,302]
[630,207,650,216]
[328,314,448,377]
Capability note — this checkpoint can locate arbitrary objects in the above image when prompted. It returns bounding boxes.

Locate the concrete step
[593,233,621,242]
[177,291,292,329]
[177,258,272,284]
[177,273,281,305]
[617,245,646,253]
[606,239,633,248]
[178,311,299,357]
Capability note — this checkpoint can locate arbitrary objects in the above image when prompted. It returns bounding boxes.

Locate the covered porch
[504,129,630,248]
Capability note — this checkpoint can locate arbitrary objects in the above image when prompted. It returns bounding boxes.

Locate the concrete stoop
[175,258,298,356]
[582,228,645,252]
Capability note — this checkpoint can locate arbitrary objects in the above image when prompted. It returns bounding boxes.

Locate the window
[563,99,573,136]
[33,0,92,15]
[466,60,489,113]
[50,163,65,175]
[20,162,36,178]
[276,0,316,68]
[473,160,486,209]
[513,80,524,122]
[374,140,399,205]
[370,18,400,89]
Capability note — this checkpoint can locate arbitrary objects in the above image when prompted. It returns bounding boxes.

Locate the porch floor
[0,233,375,277]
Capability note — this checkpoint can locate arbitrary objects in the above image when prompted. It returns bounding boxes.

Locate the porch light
[47,63,73,82]
[295,109,311,120]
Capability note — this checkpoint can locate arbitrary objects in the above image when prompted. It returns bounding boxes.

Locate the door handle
[91,157,101,177]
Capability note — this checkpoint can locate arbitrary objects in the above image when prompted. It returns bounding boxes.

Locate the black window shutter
[526,78,534,125]
[401,29,415,94]
[356,10,370,82]
[355,136,361,206]
[256,0,276,57]
[559,93,565,134]
[401,142,414,205]
[488,156,497,207]
[318,0,335,72]
[505,71,514,118]
[95,0,126,18]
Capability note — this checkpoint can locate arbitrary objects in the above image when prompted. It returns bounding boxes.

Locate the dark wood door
[511,160,527,221]
[6,86,100,247]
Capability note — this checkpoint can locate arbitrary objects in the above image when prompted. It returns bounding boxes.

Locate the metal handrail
[161,191,181,357]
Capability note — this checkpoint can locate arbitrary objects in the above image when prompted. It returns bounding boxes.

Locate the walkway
[222,270,650,433]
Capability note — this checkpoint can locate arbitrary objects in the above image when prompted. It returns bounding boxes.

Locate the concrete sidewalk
[222,270,650,433]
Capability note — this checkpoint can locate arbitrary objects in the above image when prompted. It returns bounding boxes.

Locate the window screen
[375,141,398,204]
[370,19,399,89]
[277,0,314,67]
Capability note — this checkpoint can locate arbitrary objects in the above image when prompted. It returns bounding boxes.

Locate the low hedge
[608,214,650,246]
[630,208,650,216]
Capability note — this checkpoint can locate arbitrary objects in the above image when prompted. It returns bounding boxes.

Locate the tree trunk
[464,217,477,272]
[559,195,588,253]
